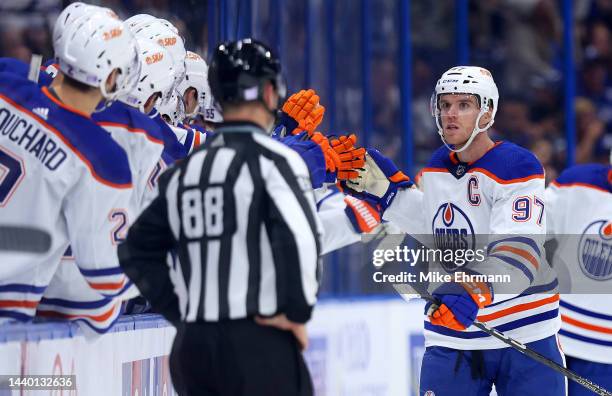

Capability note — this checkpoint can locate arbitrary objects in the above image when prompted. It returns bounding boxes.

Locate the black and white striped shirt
[119,122,322,324]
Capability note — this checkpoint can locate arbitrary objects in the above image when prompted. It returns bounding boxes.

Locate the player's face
[438,94,480,145]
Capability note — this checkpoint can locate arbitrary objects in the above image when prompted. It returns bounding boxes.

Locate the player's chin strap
[434,105,494,154]
[417,287,612,396]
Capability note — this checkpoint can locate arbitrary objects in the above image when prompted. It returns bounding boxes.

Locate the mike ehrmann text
[372,271,511,284]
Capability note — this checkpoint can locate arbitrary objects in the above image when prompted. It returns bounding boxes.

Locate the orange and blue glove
[277,89,325,136]
[428,281,493,331]
[330,134,366,181]
[343,195,381,233]
[341,148,412,212]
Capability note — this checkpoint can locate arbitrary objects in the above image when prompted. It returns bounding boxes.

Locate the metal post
[399,0,413,176]
[455,0,469,64]
[304,0,313,87]
[562,0,576,166]
[361,0,372,148]
[207,0,217,56]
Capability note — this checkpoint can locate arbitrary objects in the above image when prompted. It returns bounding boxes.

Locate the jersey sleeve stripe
[0,310,33,321]
[489,254,535,282]
[0,284,46,294]
[490,245,539,269]
[561,314,612,334]
[488,236,541,256]
[468,167,544,184]
[0,93,132,189]
[78,266,125,277]
[86,278,128,291]
[421,167,447,174]
[550,180,609,193]
[477,294,559,322]
[0,300,40,309]
[96,121,165,145]
[37,302,119,322]
[39,297,111,309]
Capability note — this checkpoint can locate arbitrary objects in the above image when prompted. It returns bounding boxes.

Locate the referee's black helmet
[208,38,286,108]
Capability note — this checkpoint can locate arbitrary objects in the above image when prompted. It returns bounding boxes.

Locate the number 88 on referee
[118,38,323,396]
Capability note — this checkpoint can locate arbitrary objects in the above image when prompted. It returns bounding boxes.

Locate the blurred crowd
[0,0,610,183]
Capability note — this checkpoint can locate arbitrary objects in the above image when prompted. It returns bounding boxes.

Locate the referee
[118,39,322,396]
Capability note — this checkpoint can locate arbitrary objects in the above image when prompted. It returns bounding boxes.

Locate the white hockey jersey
[36,101,166,332]
[0,74,135,322]
[545,163,612,363]
[384,141,559,349]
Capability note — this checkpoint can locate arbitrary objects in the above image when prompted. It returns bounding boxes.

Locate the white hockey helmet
[177,51,208,117]
[132,19,186,104]
[157,89,186,126]
[431,66,499,153]
[55,13,140,102]
[120,39,176,114]
[53,3,119,56]
[125,14,157,32]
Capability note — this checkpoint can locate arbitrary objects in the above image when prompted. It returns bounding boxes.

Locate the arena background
[0,1,610,395]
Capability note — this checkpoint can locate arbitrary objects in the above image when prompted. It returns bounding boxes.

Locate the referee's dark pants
[169,319,314,396]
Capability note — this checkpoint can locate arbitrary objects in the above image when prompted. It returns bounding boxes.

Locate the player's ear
[262,81,279,111]
[479,101,494,128]
[105,69,120,94]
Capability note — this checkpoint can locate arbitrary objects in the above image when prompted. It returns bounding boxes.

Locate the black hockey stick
[0,226,51,253]
[418,290,612,396]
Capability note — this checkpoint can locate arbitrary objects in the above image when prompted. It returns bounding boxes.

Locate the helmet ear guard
[431,66,499,153]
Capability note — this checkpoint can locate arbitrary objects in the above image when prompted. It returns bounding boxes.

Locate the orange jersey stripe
[87,278,127,291]
[491,245,539,269]
[0,300,39,309]
[561,314,612,335]
[477,294,559,322]
[468,167,544,184]
[37,303,119,322]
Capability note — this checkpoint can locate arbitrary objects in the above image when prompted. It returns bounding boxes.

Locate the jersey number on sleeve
[512,195,544,226]
[0,146,25,207]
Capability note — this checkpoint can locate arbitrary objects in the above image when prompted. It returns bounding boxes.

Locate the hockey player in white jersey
[37,30,175,331]
[0,9,140,322]
[342,66,565,395]
[546,163,612,395]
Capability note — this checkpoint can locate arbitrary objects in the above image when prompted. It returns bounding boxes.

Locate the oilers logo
[578,220,612,280]
[432,202,475,271]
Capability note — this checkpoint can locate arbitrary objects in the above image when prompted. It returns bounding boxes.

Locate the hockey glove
[344,195,381,233]
[310,132,341,183]
[342,149,412,212]
[330,134,366,180]
[278,89,325,136]
[428,281,493,331]
[281,132,326,189]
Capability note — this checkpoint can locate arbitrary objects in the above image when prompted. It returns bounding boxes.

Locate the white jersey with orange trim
[0,73,135,323]
[384,141,559,350]
[545,163,612,363]
[36,101,166,332]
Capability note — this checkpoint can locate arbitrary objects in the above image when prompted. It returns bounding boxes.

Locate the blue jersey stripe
[559,329,612,347]
[0,284,46,294]
[0,310,32,321]
[489,254,534,282]
[560,300,612,321]
[39,297,112,309]
[79,266,125,277]
[425,308,558,339]
[488,236,541,257]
